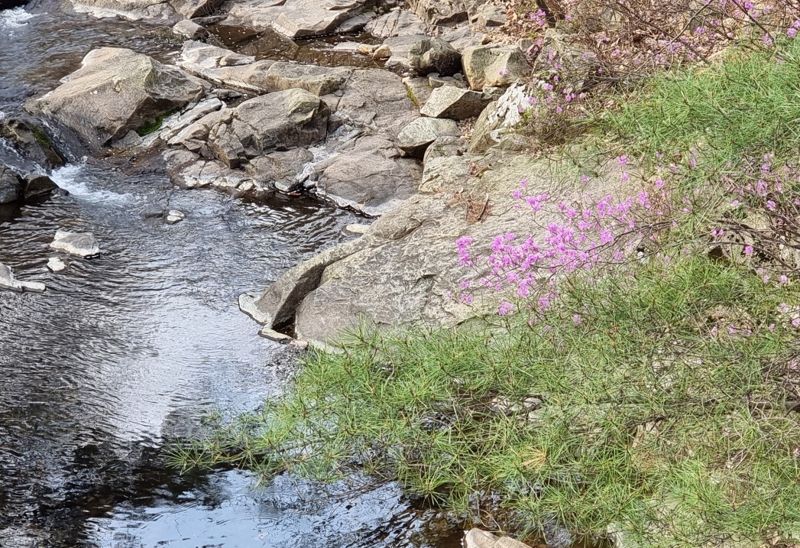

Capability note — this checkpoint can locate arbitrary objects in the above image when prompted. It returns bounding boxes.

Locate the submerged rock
[27,48,204,149]
[165,210,186,224]
[46,257,67,272]
[0,165,24,204]
[464,528,531,548]
[0,116,64,169]
[0,263,46,293]
[49,229,100,257]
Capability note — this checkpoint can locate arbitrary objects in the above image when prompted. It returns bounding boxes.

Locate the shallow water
[0,4,461,546]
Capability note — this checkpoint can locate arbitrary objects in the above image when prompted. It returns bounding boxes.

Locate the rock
[172,19,207,39]
[423,134,465,163]
[223,0,368,39]
[471,2,506,28]
[69,0,221,21]
[239,292,270,323]
[313,135,421,216]
[402,76,433,109]
[469,99,499,153]
[178,41,351,95]
[462,44,531,90]
[165,155,273,199]
[23,174,59,201]
[27,48,204,149]
[205,90,328,167]
[365,9,427,38]
[441,24,486,52]
[397,117,460,157]
[0,116,64,169]
[406,0,467,26]
[428,72,466,89]
[248,148,313,191]
[49,229,100,257]
[252,152,636,345]
[46,257,67,272]
[336,11,373,33]
[419,85,487,119]
[262,62,352,96]
[334,69,418,136]
[165,210,185,224]
[158,97,224,142]
[345,223,370,234]
[533,29,599,92]
[383,35,461,76]
[465,529,500,548]
[0,165,24,204]
[259,327,294,343]
[0,263,46,293]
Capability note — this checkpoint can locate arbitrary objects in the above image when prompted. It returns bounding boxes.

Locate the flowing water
[0,4,460,546]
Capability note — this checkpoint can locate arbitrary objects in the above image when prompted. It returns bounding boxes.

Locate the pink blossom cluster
[456,172,668,316]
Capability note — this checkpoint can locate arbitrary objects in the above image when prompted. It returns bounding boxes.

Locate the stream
[0,4,460,546]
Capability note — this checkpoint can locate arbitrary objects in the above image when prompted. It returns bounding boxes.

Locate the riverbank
[180,9,800,548]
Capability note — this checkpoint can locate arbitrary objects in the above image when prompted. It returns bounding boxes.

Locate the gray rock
[49,229,100,257]
[470,2,506,28]
[172,19,207,39]
[334,69,418,136]
[259,327,294,343]
[248,148,314,190]
[171,0,221,18]
[397,117,459,157]
[423,134,465,163]
[406,0,467,25]
[462,44,531,90]
[0,165,24,204]
[469,99,499,153]
[205,89,329,167]
[365,9,426,38]
[251,152,635,345]
[69,0,221,21]
[441,24,486,53]
[23,174,59,201]
[0,263,46,293]
[428,72,466,89]
[419,85,487,119]
[345,223,371,234]
[314,135,421,216]
[402,76,433,109]
[46,257,67,272]
[165,210,185,224]
[0,116,64,169]
[335,11,374,33]
[224,0,368,39]
[158,97,224,143]
[262,62,353,96]
[27,48,204,149]
[383,35,461,76]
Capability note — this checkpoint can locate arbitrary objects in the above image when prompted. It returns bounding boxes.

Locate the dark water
[0,5,460,547]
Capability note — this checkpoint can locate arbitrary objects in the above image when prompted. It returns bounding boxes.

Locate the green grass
[605,38,800,174]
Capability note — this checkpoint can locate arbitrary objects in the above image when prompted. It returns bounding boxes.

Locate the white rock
[0,263,46,293]
[345,223,371,235]
[172,19,206,39]
[49,229,100,257]
[259,326,293,343]
[46,257,67,272]
[166,210,186,224]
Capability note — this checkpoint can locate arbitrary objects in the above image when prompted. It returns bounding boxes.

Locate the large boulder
[383,35,461,76]
[462,44,531,90]
[69,0,221,21]
[312,135,421,216]
[262,62,353,96]
[223,0,368,39]
[397,117,460,157]
[205,90,329,168]
[27,48,204,149]
[365,9,427,38]
[406,0,467,25]
[419,85,488,119]
[249,152,634,345]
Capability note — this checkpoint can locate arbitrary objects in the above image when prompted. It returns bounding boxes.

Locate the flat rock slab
[69,0,221,21]
[365,9,426,38]
[27,48,204,149]
[0,263,46,293]
[224,0,368,38]
[49,229,100,257]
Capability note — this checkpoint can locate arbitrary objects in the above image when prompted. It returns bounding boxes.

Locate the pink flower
[743,245,754,256]
[498,301,513,316]
[572,314,583,325]
[766,200,777,211]
[789,28,798,39]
